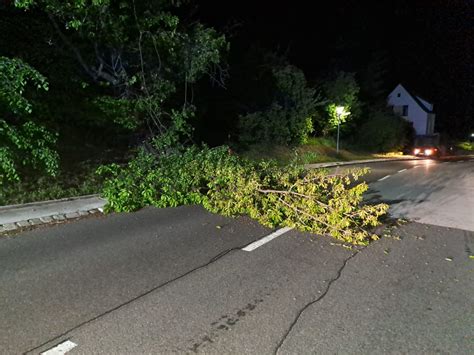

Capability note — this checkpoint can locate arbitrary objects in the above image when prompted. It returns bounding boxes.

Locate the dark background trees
[196,0,472,139]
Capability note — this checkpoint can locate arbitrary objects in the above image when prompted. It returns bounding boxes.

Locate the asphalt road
[1,157,473,354]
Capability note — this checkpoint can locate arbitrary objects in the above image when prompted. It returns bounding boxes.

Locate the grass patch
[0,143,133,206]
[0,162,103,206]
[240,137,400,165]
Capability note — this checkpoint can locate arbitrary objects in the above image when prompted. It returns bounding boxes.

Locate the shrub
[99,146,388,245]
[238,65,317,146]
[457,141,474,151]
[355,109,415,152]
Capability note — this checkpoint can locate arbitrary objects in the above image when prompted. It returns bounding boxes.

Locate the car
[413,146,442,158]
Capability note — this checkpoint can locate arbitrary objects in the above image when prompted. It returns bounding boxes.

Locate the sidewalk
[0,195,106,233]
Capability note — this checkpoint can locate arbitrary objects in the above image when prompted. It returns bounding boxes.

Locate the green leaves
[101,146,388,245]
[92,97,140,130]
[0,57,58,185]
[0,57,48,115]
[0,120,59,185]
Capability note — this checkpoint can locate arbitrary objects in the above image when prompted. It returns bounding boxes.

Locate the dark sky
[196,0,473,135]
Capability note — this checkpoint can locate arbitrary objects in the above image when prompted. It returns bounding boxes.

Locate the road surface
[1,158,473,354]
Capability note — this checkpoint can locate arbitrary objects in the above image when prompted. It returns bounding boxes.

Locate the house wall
[387,84,429,135]
[427,113,436,135]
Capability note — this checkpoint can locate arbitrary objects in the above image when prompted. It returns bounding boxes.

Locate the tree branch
[47,13,96,81]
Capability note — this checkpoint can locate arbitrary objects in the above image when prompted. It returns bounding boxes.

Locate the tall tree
[12,0,228,147]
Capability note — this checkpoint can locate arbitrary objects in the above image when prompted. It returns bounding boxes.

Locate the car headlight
[414,148,420,155]
[424,149,433,156]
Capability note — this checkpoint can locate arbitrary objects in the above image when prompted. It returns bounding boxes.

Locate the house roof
[397,84,434,114]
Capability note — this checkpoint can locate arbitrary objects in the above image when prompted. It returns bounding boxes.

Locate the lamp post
[335,106,345,154]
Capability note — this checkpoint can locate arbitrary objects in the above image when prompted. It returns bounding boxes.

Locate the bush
[99,146,388,245]
[355,109,415,152]
[238,65,316,146]
[457,141,474,151]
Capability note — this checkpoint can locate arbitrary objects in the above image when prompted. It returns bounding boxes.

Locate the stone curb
[0,192,105,235]
[0,208,104,234]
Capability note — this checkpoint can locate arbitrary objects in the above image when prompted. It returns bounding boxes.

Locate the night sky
[196,0,472,136]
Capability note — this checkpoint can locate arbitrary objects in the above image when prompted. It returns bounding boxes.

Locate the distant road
[332,157,474,231]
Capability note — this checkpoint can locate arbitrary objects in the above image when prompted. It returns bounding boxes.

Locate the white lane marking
[378,175,391,181]
[41,340,77,355]
[242,227,293,251]
[398,168,407,173]
[413,165,420,168]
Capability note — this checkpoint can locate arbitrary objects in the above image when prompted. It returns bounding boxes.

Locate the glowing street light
[335,106,345,154]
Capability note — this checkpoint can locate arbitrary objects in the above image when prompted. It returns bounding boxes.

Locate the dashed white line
[378,175,391,181]
[41,340,77,355]
[242,227,293,251]
[398,168,407,173]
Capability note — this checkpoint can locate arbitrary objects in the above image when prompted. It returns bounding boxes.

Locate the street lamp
[335,106,345,154]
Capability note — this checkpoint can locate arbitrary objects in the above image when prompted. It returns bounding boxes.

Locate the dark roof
[400,84,433,113]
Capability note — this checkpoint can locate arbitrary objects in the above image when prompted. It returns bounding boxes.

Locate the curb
[0,195,106,234]
[305,156,421,169]
[0,193,100,211]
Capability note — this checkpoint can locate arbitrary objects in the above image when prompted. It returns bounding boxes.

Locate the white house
[387,84,436,136]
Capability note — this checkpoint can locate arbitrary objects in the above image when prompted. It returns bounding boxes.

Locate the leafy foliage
[0,57,58,185]
[100,146,388,245]
[0,56,48,114]
[239,65,318,146]
[0,121,59,184]
[92,97,140,130]
[355,109,415,152]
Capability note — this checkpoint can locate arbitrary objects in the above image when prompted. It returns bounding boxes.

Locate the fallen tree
[99,146,388,245]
